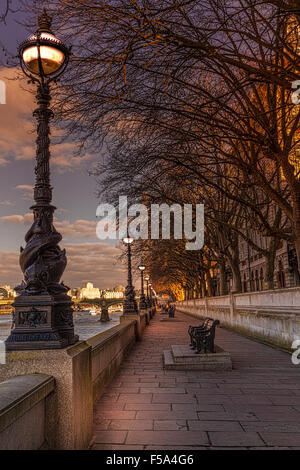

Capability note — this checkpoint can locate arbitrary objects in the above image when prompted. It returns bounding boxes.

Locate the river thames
[0,311,121,342]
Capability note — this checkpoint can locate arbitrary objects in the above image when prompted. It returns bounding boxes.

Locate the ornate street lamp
[6,11,77,350]
[144,275,150,307]
[138,264,147,310]
[149,282,154,307]
[123,236,138,315]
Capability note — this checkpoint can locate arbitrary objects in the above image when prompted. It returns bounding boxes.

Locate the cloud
[61,242,126,288]
[0,67,94,172]
[0,214,96,239]
[0,212,33,224]
[0,242,127,290]
[0,200,13,206]
[15,184,34,200]
[0,250,21,287]
[54,219,97,239]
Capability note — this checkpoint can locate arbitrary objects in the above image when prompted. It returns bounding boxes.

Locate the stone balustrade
[176,287,300,351]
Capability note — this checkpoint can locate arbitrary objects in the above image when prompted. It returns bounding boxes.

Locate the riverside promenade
[92,310,300,450]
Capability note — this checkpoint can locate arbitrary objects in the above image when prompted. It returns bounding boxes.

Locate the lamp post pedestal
[6,293,77,350]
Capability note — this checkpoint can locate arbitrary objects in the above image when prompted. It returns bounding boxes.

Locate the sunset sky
[0,4,128,290]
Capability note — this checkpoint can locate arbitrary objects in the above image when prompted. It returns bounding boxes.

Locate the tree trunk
[219,260,227,295]
[230,260,242,293]
[206,271,213,297]
[265,253,275,291]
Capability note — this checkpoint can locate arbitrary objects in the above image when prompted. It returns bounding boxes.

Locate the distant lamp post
[145,275,150,307]
[123,236,138,315]
[149,283,153,306]
[6,10,77,350]
[100,295,110,323]
[138,264,147,310]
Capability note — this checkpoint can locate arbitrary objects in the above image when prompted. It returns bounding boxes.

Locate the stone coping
[176,305,300,318]
[0,374,55,433]
[86,319,136,353]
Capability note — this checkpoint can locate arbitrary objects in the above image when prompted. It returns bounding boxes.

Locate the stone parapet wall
[87,319,137,402]
[0,374,55,450]
[177,287,300,351]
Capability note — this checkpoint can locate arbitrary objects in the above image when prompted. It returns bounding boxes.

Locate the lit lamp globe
[123,236,134,244]
[138,264,146,271]
[19,10,70,81]
[145,275,150,281]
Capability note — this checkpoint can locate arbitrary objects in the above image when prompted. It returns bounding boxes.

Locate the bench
[168,305,175,318]
[188,318,213,348]
[188,318,220,353]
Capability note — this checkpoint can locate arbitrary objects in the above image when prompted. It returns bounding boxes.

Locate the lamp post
[6,11,78,350]
[149,282,154,307]
[145,275,150,307]
[123,236,138,315]
[138,264,147,310]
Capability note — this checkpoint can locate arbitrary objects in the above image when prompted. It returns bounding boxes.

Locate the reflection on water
[0,310,121,342]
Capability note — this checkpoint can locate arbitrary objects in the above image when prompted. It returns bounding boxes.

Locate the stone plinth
[6,293,78,350]
[163,344,232,371]
[0,341,93,449]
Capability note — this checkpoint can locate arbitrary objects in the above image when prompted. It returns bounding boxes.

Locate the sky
[0,3,128,290]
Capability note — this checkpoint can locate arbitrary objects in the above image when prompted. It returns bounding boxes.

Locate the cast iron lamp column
[145,275,150,307]
[149,282,154,307]
[6,11,78,350]
[138,264,147,310]
[123,236,138,315]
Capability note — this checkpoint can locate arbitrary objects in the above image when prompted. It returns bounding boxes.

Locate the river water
[0,311,121,342]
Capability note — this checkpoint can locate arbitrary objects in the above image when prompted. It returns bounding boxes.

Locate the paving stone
[188,420,242,431]
[117,393,153,403]
[94,431,127,444]
[197,411,258,421]
[260,433,300,446]
[95,410,136,420]
[92,444,144,450]
[140,387,186,394]
[241,422,300,433]
[152,393,197,403]
[172,403,224,412]
[108,420,153,431]
[136,410,198,420]
[154,420,188,430]
[209,431,264,447]
[125,403,171,411]
[126,430,209,446]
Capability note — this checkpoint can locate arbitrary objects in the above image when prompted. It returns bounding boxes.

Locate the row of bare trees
[15,0,300,297]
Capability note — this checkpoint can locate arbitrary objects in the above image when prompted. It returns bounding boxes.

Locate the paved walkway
[92,311,300,450]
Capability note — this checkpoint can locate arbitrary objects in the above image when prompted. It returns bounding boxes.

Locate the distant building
[0,286,16,299]
[113,285,125,293]
[79,282,101,300]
